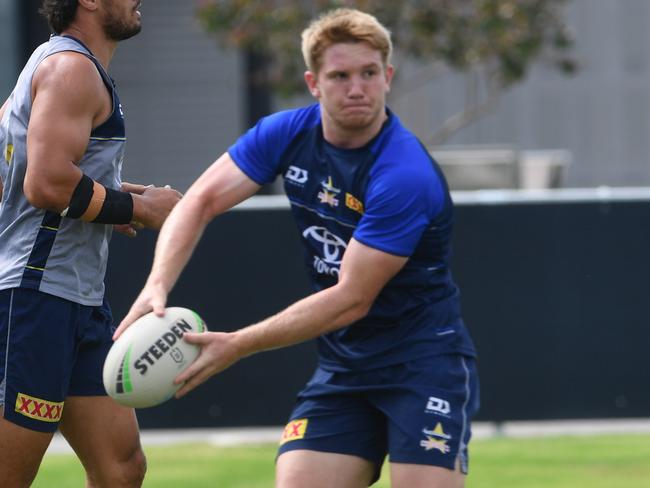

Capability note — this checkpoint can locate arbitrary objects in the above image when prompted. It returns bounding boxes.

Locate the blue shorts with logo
[0,288,114,433]
[278,354,480,484]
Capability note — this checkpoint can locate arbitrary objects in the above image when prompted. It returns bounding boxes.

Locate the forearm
[172,240,407,398]
[232,283,368,358]
[144,193,211,295]
[230,239,410,358]
[23,157,84,211]
[145,154,261,292]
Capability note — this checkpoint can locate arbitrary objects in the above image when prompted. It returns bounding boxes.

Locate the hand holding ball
[103,307,206,408]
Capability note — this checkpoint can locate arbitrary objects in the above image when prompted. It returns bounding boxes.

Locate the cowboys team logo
[318,176,341,207]
[420,422,452,454]
[302,226,347,277]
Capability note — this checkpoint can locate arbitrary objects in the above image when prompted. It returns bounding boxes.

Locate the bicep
[338,238,408,306]
[25,55,103,205]
[185,152,261,222]
[356,164,440,257]
[27,66,95,173]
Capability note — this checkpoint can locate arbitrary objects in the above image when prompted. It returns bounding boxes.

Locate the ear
[304,71,321,99]
[384,64,395,93]
[78,0,100,12]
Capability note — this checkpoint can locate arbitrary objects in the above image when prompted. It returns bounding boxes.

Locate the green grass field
[33,434,650,487]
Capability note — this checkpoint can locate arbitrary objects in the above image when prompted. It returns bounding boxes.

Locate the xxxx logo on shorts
[280,418,308,445]
[15,393,64,423]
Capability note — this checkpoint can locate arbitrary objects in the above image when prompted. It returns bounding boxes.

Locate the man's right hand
[132,184,183,230]
[113,280,169,340]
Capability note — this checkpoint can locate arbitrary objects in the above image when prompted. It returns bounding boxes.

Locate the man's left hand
[173,331,242,399]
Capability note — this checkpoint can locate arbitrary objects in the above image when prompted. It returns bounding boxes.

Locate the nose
[347,75,365,98]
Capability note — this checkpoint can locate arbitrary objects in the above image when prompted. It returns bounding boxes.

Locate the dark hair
[39,0,78,34]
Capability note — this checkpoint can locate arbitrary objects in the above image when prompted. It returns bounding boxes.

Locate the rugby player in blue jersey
[118,8,479,487]
[0,1,181,486]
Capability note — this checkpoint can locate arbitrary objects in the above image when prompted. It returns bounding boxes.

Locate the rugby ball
[103,307,207,408]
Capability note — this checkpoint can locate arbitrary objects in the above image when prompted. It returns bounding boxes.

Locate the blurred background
[2,0,650,191]
[1,0,649,428]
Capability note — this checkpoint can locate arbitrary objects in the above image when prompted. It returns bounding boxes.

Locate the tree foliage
[196,0,576,144]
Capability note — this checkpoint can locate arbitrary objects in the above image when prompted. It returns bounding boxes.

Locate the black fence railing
[105,190,650,428]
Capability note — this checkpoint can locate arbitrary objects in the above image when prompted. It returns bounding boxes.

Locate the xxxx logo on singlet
[15,392,64,422]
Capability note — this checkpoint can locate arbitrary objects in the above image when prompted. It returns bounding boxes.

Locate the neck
[322,109,388,149]
[61,26,117,70]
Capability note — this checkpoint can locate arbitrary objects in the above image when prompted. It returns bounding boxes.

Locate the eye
[362,69,378,78]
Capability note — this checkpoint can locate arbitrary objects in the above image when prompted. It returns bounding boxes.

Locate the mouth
[343,105,370,111]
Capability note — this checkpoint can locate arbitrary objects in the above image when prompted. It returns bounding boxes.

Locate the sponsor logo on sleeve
[280,418,309,445]
[345,193,364,214]
[15,393,64,423]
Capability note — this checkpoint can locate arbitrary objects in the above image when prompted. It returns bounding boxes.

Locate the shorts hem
[66,390,108,397]
[278,442,383,466]
[3,412,60,433]
[388,455,465,474]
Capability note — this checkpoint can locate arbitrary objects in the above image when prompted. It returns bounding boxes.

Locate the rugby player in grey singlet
[0,35,126,305]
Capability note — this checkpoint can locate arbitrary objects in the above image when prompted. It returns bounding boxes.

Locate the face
[101,0,142,41]
[305,42,393,136]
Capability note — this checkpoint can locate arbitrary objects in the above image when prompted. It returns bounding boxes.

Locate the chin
[338,114,375,130]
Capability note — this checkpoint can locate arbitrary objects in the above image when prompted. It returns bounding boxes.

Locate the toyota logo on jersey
[302,226,347,264]
[302,226,348,277]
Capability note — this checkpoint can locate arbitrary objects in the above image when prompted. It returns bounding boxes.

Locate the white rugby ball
[103,307,207,408]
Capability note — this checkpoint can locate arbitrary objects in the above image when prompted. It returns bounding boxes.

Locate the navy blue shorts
[0,288,114,433]
[278,354,480,483]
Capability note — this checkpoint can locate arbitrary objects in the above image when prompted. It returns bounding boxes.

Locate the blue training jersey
[229,104,476,371]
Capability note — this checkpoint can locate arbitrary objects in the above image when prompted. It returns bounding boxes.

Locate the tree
[196,0,576,145]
